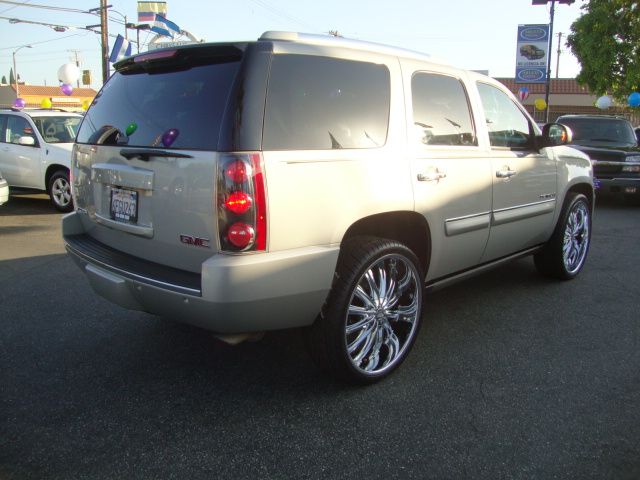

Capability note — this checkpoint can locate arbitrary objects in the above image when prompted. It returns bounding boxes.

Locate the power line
[0,0,91,15]
[0,0,33,15]
[248,0,316,31]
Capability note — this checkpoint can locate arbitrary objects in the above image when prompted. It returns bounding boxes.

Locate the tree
[9,68,14,86]
[1,75,6,84]
[567,0,640,101]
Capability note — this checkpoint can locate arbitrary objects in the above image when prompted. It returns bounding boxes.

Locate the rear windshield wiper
[120,148,193,161]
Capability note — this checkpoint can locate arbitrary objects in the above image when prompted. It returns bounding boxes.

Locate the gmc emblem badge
[179,234,211,248]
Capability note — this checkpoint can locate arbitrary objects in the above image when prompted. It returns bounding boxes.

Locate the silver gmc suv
[63,32,593,383]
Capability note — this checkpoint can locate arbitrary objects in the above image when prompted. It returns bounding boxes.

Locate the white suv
[64,32,593,383]
[0,108,83,211]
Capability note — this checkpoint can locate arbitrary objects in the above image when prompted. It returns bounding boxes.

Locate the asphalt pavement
[1,192,639,479]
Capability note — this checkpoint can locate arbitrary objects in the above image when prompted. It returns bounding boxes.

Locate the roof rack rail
[259,31,449,65]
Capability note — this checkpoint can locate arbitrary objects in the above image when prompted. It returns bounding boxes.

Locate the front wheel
[534,193,591,280]
[48,170,73,213]
[305,237,423,384]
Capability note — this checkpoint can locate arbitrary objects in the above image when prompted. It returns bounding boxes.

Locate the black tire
[48,170,73,213]
[534,193,591,280]
[305,236,424,384]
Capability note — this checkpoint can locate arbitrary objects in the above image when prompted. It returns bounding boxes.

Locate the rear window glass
[263,55,390,150]
[76,60,241,150]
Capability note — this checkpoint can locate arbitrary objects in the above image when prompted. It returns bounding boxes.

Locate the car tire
[48,169,73,213]
[305,236,423,384]
[534,193,591,280]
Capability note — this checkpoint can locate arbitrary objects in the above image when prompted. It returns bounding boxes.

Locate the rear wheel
[305,237,423,384]
[534,193,591,280]
[48,170,73,213]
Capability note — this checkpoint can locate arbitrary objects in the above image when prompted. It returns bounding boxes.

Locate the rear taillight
[217,153,267,252]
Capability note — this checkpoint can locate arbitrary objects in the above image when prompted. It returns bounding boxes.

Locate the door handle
[496,168,517,178]
[417,169,447,182]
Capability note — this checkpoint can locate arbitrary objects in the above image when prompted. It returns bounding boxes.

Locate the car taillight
[217,153,267,252]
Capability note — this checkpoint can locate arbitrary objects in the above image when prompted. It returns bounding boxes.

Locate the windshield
[32,116,81,144]
[559,117,637,147]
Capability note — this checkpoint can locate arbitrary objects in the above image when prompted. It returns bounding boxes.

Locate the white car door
[0,115,43,188]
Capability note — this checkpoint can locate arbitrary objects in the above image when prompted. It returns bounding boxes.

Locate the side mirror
[538,123,572,149]
[18,136,36,146]
[634,127,640,145]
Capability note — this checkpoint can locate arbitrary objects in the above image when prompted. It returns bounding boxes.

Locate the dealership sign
[515,24,549,84]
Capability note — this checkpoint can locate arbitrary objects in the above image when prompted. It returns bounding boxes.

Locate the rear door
[405,65,493,281]
[73,45,247,273]
[476,81,557,262]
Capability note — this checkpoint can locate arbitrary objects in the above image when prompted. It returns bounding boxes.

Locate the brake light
[217,153,267,252]
[134,49,177,63]
[225,191,253,215]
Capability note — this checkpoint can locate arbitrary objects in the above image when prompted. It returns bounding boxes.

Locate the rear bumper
[63,212,339,333]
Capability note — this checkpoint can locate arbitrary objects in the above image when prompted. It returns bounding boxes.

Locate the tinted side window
[5,116,37,145]
[263,55,390,150]
[0,115,7,143]
[477,82,532,149]
[76,60,241,150]
[412,73,476,146]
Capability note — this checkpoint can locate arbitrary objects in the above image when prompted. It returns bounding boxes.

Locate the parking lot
[1,192,639,479]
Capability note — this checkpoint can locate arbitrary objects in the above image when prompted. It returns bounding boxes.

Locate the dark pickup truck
[557,115,640,202]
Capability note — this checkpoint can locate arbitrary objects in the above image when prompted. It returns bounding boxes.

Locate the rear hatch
[73,43,264,273]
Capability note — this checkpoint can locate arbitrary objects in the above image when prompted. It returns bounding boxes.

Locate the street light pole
[12,45,32,98]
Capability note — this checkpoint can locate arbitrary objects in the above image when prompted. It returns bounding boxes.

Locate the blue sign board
[515,24,550,84]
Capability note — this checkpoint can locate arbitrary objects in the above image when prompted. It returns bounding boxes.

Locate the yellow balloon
[534,98,547,111]
[81,99,90,111]
[40,98,52,109]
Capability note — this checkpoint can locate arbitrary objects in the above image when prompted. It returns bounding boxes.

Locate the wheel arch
[341,211,431,278]
[565,181,594,210]
[45,164,69,191]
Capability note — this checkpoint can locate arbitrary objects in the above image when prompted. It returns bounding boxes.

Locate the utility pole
[555,32,563,79]
[100,0,109,84]
[68,49,82,87]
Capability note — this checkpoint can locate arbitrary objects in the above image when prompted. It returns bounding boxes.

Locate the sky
[0,0,587,91]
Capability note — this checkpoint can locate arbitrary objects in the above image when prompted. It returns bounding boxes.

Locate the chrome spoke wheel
[345,253,421,375]
[562,201,590,274]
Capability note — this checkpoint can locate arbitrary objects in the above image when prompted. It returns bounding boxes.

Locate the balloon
[518,87,530,101]
[60,83,73,96]
[628,92,640,108]
[534,98,547,111]
[57,63,80,85]
[13,97,26,109]
[595,95,612,110]
[125,122,138,136]
[161,128,179,147]
[81,99,90,111]
[40,98,52,109]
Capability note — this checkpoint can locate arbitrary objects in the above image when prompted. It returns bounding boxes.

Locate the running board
[425,246,542,293]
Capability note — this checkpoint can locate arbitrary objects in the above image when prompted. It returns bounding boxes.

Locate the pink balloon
[60,83,73,96]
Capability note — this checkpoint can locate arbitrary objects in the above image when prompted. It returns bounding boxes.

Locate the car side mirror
[538,123,572,149]
[18,136,36,146]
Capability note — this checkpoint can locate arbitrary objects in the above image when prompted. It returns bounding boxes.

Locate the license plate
[110,187,138,224]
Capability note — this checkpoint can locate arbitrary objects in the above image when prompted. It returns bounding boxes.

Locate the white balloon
[595,95,613,110]
[57,63,80,85]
